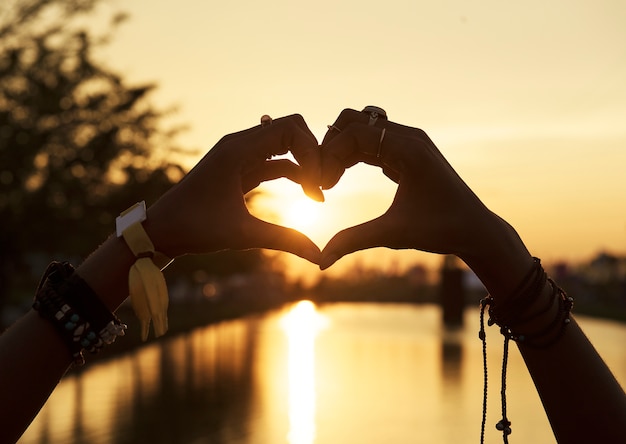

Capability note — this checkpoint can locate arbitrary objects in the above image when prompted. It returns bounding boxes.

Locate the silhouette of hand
[319,108,499,270]
[145,114,322,264]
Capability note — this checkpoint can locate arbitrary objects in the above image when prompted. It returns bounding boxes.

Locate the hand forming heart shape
[147,107,505,279]
[314,106,500,271]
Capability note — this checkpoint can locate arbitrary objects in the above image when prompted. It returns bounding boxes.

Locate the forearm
[460,212,535,299]
[519,317,626,442]
[74,233,137,311]
[461,214,626,442]
[0,310,73,443]
[0,234,136,443]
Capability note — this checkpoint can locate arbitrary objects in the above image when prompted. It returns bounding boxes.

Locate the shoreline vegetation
[84,254,625,368]
[2,252,623,368]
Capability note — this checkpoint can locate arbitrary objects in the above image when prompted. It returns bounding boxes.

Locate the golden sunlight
[280,301,329,444]
[282,197,322,232]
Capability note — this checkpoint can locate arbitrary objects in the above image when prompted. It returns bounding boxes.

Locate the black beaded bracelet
[33,261,127,366]
[478,258,574,444]
[484,258,574,348]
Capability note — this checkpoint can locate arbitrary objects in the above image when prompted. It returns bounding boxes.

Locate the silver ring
[260,115,272,127]
[327,124,342,132]
[376,128,386,158]
[362,106,387,126]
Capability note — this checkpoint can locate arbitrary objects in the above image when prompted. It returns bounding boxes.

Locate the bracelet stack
[484,257,574,348]
[478,257,574,444]
[33,261,127,366]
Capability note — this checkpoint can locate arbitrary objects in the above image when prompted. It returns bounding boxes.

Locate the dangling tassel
[123,222,169,340]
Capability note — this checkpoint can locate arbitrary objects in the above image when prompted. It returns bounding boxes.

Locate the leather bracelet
[33,261,127,366]
[484,258,574,348]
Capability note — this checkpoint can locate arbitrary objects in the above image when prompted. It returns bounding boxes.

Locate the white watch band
[116,201,173,270]
[116,201,147,238]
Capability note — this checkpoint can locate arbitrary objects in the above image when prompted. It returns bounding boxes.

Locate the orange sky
[88,0,626,277]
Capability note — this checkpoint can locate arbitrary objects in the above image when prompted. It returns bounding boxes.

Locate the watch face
[116,201,147,237]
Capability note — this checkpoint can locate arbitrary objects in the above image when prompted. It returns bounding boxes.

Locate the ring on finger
[326,124,342,132]
[362,105,387,126]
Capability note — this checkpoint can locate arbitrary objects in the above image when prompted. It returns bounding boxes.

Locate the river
[18,302,626,444]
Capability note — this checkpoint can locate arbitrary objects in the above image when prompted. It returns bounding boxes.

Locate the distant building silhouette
[439,256,465,327]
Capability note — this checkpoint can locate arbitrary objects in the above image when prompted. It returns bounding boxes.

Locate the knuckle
[413,127,429,141]
[280,113,305,129]
[289,113,305,123]
[413,127,427,138]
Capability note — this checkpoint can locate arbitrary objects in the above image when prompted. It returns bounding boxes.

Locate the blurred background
[2,0,625,443]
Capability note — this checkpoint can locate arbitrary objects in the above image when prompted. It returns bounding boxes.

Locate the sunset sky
[91,0,626,277]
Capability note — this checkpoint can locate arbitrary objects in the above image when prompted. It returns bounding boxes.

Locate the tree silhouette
[0,2,241,316]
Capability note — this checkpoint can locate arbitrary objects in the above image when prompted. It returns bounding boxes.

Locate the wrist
[144,201,184,259]
[481,260,574,348]
[75,234,136,311]
[459,212,534,301]
[116,202,172,339]
[75,202,175,312]
[504,279,562,342]
[142,214,178,260]
[115,201,177,262]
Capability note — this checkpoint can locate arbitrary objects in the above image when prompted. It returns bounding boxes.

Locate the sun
[282,197,321,232]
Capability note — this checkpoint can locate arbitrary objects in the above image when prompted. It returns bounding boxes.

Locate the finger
[280,115,324,202]
[320,122,383,189]
[321,119,430,189]
[319,215,395,270]
[320,107,393,189]
[242,216,321,265]
[213,114,315,163]
[382,164,401,184]
[249,115,324,202]
[241,158,303,194]
[321,107,383,145]
[319,108,361,190]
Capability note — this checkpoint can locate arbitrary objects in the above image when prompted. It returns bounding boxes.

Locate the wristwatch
[116,201,173,270]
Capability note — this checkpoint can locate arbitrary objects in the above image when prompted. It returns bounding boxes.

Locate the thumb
[319,216,391,270]
[244,217,322,265]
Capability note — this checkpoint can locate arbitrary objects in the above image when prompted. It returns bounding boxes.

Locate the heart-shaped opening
[248,163,397,249]
[245,163,442,282]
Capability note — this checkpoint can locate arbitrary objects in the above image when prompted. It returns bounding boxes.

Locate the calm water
[19,302,626,444]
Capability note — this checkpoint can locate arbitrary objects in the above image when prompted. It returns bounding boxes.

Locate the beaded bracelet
[33,261,127,366]
[483,258,574,348]
[478,258,574,444]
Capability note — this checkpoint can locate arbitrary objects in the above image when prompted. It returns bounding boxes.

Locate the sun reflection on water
[280,300,329,444]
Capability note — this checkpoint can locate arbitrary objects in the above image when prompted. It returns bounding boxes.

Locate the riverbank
[22,301,626,444]
[83,271,625,369]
